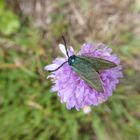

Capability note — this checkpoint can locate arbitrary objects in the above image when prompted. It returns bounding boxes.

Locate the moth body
[68,55,117,92]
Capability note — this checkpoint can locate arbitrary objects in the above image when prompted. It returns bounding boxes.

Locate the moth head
[68,55,76,65]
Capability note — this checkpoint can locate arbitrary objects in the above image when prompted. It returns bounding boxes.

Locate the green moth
[49,36,117,92]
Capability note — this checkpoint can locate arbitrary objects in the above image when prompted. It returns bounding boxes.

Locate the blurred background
[0,0,140,140]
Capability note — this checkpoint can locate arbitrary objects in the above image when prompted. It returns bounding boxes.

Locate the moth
[49,36,117,92]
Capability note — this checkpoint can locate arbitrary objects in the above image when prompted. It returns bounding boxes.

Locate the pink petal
[59,44,68,57]
[44,64,58,71]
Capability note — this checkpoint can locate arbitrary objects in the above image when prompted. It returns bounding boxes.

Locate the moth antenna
[48,61,68,72]
[62,35,69,58]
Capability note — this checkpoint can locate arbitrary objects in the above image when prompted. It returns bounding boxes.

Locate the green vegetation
[0,0,140,140]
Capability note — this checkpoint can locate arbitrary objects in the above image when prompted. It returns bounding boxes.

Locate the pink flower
[45,43,123,110]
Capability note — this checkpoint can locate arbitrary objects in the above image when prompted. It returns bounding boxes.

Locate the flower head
[45,43,123,110]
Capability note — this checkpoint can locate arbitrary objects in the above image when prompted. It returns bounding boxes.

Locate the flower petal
[59,44,68,57]
[44,64,58,71]
[83,106,91,114]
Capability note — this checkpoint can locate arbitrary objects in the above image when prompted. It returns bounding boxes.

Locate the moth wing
[71,57,104,92]
[78,55,117,72]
